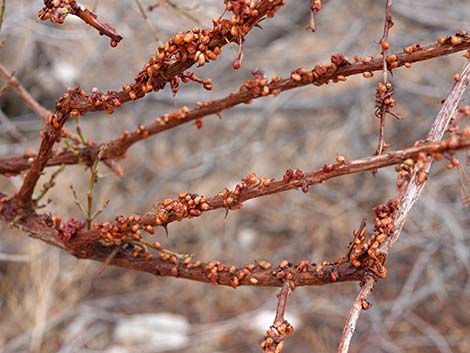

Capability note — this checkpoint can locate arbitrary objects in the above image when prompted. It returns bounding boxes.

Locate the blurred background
[1,0,470,352]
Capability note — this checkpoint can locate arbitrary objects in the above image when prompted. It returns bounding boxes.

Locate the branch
[337,59,470,353]
[307,0,322,32]
[383,60,470,253]
[0,62,51,120]
[261,280,295,353]
[9,0,286,209]
[0,196,366,287]
[337,275,375,353]
[46,0,285,116]
[38,0,123,47]
[375,0,398,155]
[87,134,470,235]
[1,33,469,175]
[12,88,79,210]
[2,127,470,288]
[2,133,468,282]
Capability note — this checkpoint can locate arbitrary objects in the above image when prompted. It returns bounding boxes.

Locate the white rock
[114,313,190,351]
[105,347,129,353]
[238,228,257,249]
[53,61,78,85]
[249,310,302,334]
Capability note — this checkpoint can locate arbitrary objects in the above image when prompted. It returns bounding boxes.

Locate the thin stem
[337,59,470,353]
[337,276,375,353]
[375,0,394,156]
[0,62,51,120]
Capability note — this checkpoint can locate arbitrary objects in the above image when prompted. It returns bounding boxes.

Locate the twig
[261,280,295,353]
[380,0,393,96]
[337,59,470,353]
[0,0,5,32]
[337,275,375,353]
[375,0,396,156]
[134,0,161,43]
[34,164,65,204]
[0,109,29,145]
[0,63,51,120]
[148,0,201,25]
[86,143,110,229]
[38,0,123,47]
[307,0,322,32]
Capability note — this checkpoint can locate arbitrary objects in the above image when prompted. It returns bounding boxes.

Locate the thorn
[224,208,229,219]
[96,247,119,276]
[162,224,168,237]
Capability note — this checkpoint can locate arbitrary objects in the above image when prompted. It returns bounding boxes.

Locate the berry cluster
[134,0,284,95]
[261,320,294,353]
[38,0,76,24]
[348,199,399,278]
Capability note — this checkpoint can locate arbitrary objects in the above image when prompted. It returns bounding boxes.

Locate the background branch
[337,59,470,353]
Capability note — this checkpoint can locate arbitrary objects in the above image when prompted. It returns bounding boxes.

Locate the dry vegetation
[0,1,470,352]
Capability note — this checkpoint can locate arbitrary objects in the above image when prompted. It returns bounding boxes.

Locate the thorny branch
[337,60,470,353]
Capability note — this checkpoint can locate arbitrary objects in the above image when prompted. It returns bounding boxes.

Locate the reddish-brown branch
[1,34,469,176]
[0,63,51,120]
[46,0,285,117]
[85,134,470,236]
[0,198,365,287]
[2,133,470,289]
[261,280,295,353]
[4,132,470,288]
[9,0,286,209]
[38,0,123,46]
[3,135,470,289]
[2,133,456,274]
[12,91,77,210]
[74,7,123,47]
